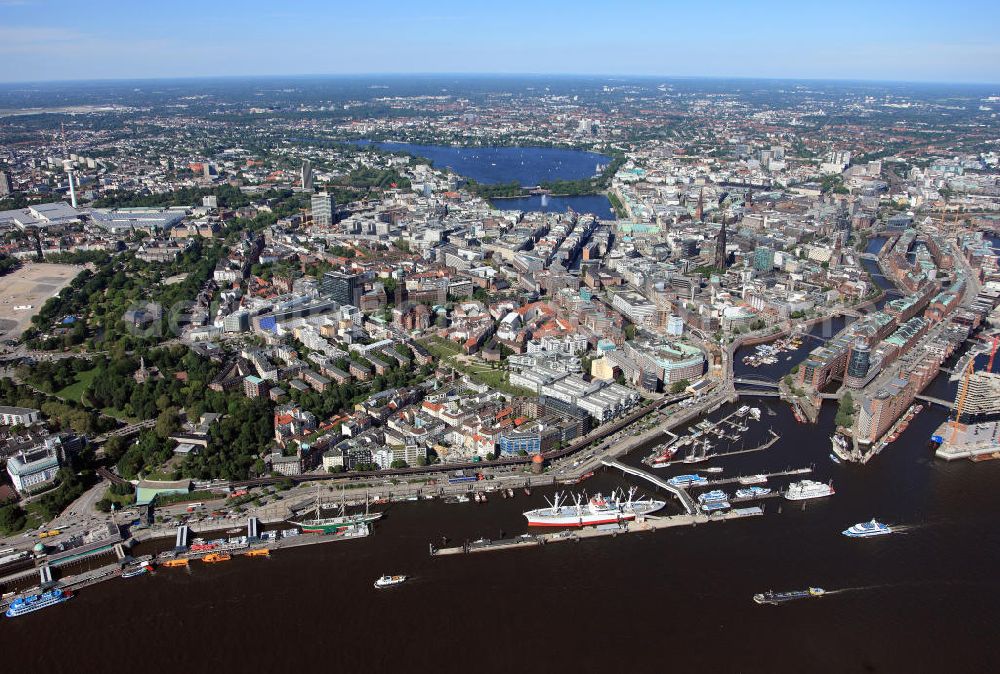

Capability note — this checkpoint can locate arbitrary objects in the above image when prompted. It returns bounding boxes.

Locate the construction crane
[949,356,976,444]
[988,334,999,373]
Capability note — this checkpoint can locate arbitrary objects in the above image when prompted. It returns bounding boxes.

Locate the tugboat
[842,519,892,538]
[374,574,407,588]
[753,587,826,605]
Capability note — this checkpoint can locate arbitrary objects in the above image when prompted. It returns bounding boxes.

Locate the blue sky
[2,0,999,83]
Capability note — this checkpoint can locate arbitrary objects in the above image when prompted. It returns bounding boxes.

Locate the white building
[7,442,61,493]
[0,406,41,426]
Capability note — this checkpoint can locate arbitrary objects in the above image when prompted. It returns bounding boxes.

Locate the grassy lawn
[420,337,533,397]
[102,407,139,423]
[57,367,99,402]
[422,336,463,359]
[23,500,51,530]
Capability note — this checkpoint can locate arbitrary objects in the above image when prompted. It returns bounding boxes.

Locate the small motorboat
[374,574,407,589]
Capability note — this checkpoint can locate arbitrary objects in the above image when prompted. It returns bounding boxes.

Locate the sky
[2,0,1000,84]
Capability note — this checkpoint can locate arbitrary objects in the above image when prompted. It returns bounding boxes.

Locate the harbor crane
[948,357,976,444]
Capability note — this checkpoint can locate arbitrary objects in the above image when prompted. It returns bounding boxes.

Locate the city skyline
[2,0,1000,84]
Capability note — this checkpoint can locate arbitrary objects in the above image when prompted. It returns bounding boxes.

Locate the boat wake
[823,584,886,596]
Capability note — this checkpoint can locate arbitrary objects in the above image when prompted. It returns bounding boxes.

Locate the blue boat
[668,474,707,487]
[697,489,729,504]
[700,501,731,512]
[5,588,72,618]
[842,519,892,538]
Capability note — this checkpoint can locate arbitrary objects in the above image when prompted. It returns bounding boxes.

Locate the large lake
[354,141,616,218]
[355,141,610,186]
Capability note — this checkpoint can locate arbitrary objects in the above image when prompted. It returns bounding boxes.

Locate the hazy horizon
[2,0,999,84]
[1,72,999,88]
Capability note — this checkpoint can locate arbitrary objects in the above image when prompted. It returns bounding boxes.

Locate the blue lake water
[353,141,610,186]
[492,194,615,219]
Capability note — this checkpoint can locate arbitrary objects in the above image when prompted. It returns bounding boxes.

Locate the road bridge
[733,378,779,388]
[92,419,155,444]
[916,395,952,409]
[736,390,781,398]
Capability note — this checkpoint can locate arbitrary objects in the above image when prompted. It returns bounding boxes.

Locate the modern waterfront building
[955,370,1000,423]
[856,377,911,445]
[497,429,541,456]
[623,339,706,389]
[846,340,871,380]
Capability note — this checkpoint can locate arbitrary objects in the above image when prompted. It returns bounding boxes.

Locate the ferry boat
[698,490,729,504]
[202,552,231,563]
[735,486,772,499]
[523,488,665,527]
[244,548,271,557]
[753,587,826,605]
[668,474,708,487]
[785,480,835,501]
[700,501,730,513]
[5,589,72,618]
[162,558,189,568]
[842,519,892,538]
[374,574,407,588]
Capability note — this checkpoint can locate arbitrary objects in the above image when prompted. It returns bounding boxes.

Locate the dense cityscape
[2,6,1000,671]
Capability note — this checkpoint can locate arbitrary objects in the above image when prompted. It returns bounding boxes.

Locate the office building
[956,370,1000,423]
[321,271,362,307]
[301,160,313,191]
[311,192,335,226]
[753,245,775,272]
[846,340,871,380]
